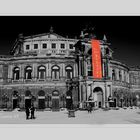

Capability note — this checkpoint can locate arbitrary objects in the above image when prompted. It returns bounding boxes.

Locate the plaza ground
[0,107,140,124]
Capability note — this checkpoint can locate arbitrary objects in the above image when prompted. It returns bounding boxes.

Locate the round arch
[93,87,103,93]
[52,90,59,96]
[93,87,103,108]
[25,90,32,96]
[38,90,45,96]
[12,90,18,97]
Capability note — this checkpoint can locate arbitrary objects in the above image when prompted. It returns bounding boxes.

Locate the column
[21,65,25,80]
[46,63,49,78]
[62,63,65,77]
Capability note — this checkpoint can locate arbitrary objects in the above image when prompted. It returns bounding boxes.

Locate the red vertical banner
[91,40,102,79]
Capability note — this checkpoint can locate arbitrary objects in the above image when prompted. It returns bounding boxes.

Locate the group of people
[25,105,35,120]
[87,104,93,113]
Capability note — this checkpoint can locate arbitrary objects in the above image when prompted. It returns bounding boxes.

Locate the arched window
[25,66,32,79]
[65,66,73,79]
[13,67,20,80]
[38,90,45,96]
[25,90,31,96]
[13,91,18,97]
[112,69,116,80]
[38,66,46,79]
[51,65,60,80]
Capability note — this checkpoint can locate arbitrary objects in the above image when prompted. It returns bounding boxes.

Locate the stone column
[62,63,65,77]
[48,63,52,80]
[21,65,25,80]
[46,63,49,78]
[33,63,37,81]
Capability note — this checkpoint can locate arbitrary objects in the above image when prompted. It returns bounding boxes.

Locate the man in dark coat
[25,107,30,120]
[30,105,35,119]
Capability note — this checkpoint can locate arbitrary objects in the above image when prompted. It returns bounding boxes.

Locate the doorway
[52,91,59,111]
[98,101,102,108]
[38,99,45,109]
[93,87,103,108]
[13,99,18,109]
[38,90,45,109]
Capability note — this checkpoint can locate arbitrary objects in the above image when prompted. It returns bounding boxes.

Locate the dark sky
[0,16,140,67]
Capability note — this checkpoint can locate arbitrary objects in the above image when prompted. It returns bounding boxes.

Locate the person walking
[87,104,90,113]
[25,107,30,120]
[89,104,92,113]
[30,105,35,119]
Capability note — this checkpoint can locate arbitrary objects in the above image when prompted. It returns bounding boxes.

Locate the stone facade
[0,31,140,110]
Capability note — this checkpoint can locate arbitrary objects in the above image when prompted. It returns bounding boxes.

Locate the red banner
[91,40,102,79]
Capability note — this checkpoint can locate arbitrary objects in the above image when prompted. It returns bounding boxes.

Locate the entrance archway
[12,91,19,109]
[93,87,103,108]
[25,90,32,108]
[52,90,59,111]
[38,90,45,109]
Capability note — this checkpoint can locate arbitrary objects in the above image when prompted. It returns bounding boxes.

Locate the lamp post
[66,79,75,117]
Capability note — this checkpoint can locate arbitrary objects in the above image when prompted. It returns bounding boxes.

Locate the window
[13,67,20,80]
[38,66,46,79]
[51,65,60,80]
[26,45,30,50]
[34,44,38,49]
[88,71,92,76]
[69,44,74,49]
[119,70,122,81]
[42,43,47,49]
[112,69,116,80]
[60,44,65,49]
[25,66,32,79]
[52,43,56,49]
[65,66,73,79]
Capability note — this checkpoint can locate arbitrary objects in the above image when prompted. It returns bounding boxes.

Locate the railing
[4,77,79,84]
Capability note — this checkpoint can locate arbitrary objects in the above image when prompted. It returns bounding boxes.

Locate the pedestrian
[89,104,92,113]
[25,107,30,120]
[30,105,35,119]
[87,104,90,113]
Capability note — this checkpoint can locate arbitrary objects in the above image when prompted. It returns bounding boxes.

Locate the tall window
[119,70,122,81]
[60,44,65,49]
[52,65,60,80]
[52,43,56,49]
[34,44,38,49]
[87,59,92,76]
[13,67,20,80]
[25,66,32,79]
[65,66,73,79]
[112,69,116,80]
[38,66,46,79]
[42,43,47,49]
[26,45,30,50]
[69,44,74,49]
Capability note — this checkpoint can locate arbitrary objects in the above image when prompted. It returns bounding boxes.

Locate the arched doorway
[93,87,103,108]
[52,90,59,111]
[38,90,45,109]
[12,91,19,109]
[25,90,32,108]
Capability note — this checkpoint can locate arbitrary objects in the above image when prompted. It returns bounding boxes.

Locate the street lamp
[66,79,75,117]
